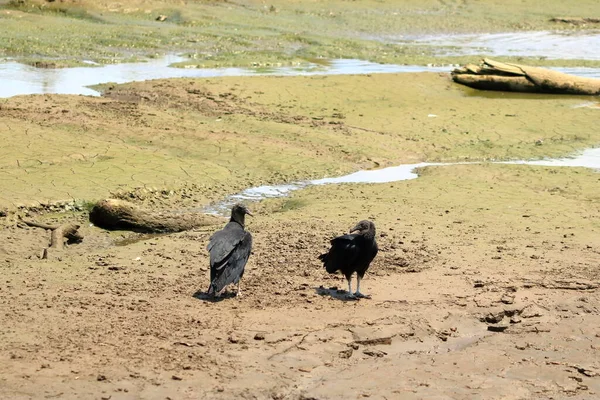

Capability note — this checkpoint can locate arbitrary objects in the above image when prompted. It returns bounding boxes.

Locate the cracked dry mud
[0,70,599,399]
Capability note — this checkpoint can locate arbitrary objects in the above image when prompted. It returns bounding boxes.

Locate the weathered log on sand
[452,58,600,95]
[20,219,83,259]
[21,219,83,249]
[89,199,222,233]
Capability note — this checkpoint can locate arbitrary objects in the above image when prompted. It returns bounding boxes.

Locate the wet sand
[1,1,600,399]
[0,71,599,399]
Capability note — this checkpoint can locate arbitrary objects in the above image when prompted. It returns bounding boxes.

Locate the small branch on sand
[20,219,83,258]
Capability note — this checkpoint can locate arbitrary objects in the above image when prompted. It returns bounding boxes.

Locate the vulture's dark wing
[320,234,361,274]
[207,223,244,267]
[369,241,379,263]
[208,230,252,293]
[357,240,378,276]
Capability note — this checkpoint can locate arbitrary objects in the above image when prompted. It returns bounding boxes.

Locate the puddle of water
[2,55,598,99]
[0,57,451,98]
[401,30,600,61]
[204,148,600,215]
[498,147,600,168]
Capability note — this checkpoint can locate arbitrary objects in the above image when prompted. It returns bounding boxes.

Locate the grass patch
[2,0,600,66]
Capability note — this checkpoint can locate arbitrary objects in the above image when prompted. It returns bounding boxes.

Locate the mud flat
[1,1,600,399]
[1,69,599,398]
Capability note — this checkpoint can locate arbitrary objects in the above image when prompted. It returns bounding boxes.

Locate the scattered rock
[254,333,265,341]
[576,366,599,377]
[97,374,107,381]
[521,304,545,318]
[171,375,182,381]
[487,324,509,332]
[339,348,353,359]
[156,15,167,22]
[363,349,387,357]
[501,293,515,304]
[353,337,392,346]
[437,330,453,341]
[484,311,505,324]
[510,315,522,324]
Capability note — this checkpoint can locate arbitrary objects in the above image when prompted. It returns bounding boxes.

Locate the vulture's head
[350,220,376,238]
[231,204,253,226]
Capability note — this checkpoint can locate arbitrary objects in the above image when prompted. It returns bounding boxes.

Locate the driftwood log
[89,199,222,233]
[452,58,600,95]
[20,219,83,259]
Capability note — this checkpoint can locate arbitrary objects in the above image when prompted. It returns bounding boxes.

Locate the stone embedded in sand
[363,349,387,357]
[484,311,506,324]
[520,304,545,318]
[501,293,515,304]
[339,348,353,359]
[487,324,509,333]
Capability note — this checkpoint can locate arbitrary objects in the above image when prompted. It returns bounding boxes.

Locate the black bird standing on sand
[319,220,378,299]
[207,204,253,297]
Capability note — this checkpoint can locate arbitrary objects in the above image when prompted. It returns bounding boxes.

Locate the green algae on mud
[0,72,598,211]
[1,0,600,67]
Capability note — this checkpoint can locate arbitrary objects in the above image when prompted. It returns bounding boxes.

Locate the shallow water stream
[0,57,452,98]
[400,30,600,61]
[2,30,600,98]
[204,148,600,215]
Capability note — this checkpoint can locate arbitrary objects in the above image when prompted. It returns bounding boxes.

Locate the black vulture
[319,220,378,299]
[207,204,253,297]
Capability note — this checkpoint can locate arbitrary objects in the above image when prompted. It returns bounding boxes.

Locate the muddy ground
[0,71,599,399]
[1,160,599,399]
[1,1,600,399]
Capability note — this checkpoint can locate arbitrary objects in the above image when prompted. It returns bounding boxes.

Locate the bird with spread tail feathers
[319,220,378,299]
[207,204,253,297]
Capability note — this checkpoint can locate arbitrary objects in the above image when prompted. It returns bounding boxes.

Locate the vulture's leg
[235,281,242,297]
[345,274,357,299]
[354,275,371,299]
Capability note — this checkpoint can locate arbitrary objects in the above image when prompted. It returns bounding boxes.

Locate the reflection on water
[401,31,600,60]
[0,57,451,98]
[204,148,600,215]
[2,54,600,98]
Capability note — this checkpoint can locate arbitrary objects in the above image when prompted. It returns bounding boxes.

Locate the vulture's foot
[354,291,371,299]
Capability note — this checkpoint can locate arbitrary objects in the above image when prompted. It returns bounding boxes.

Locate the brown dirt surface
[1,58,600,400]
[1,162,599,399]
